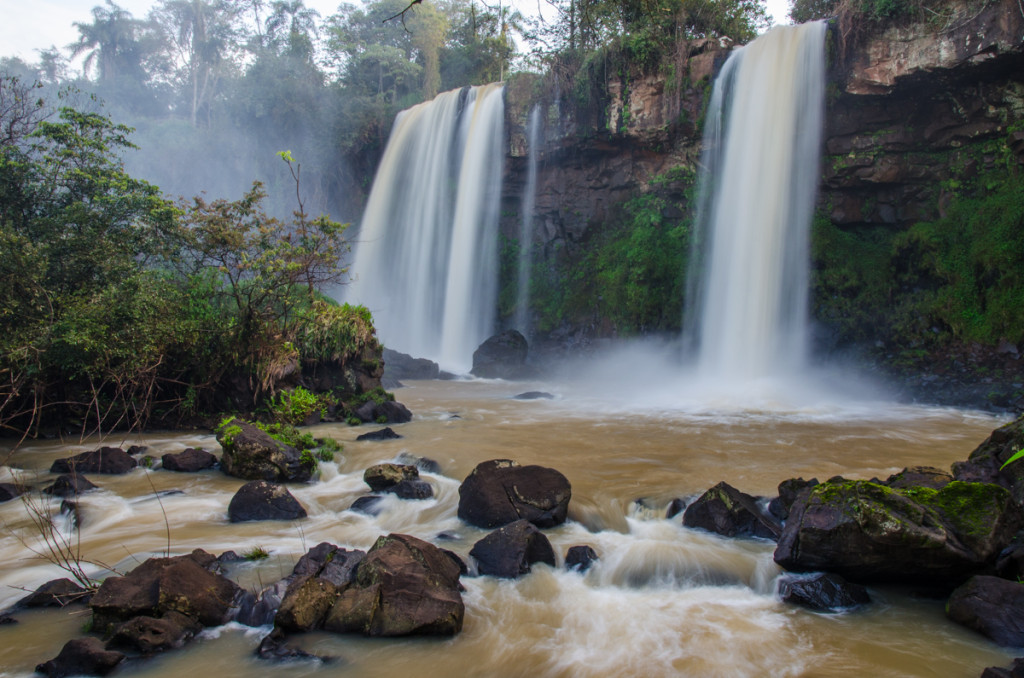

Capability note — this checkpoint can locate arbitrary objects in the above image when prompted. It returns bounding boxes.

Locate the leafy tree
[266,0,321,60]
[70,0,149,82]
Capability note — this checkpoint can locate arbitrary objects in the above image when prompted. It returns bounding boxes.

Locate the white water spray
[514,104,542,336]
[688,23,827,382]
[346,84,505,373]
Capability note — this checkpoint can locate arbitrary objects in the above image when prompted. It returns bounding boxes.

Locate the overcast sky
[0,0,791,66]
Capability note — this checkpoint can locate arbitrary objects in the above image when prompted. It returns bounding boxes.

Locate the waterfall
[514,104,542,336]
[687,22,827,382]
[346,84,505,373]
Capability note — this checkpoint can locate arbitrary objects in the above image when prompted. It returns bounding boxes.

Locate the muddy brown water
[0,379,1015,677]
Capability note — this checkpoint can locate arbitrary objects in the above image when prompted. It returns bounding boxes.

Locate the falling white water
[345,84,505,373]
[688,22,827,382]
[514,104,542,336]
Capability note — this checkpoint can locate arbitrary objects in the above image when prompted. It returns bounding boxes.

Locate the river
[0,377,1015,677]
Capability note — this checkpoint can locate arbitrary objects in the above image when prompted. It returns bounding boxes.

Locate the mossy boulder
[216,418,313,483]
[953,414,1024,504]
[774,479,1023,586]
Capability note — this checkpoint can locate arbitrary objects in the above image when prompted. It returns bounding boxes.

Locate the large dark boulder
[356,427,402,441]
[216,418,313,483]
[947,575,1024,646]
[228,480,307,523]
[89,549,244,634]
[275,576,340,632]
[457,459,571,529]
[17,578,90,608]
[50,447,137,475]
[382,348,440,380]
[44,473,98,497]
[323,533,464,636]
[953,415,1024,504]
[777,573,871,612]
[161,448,217,472]
[469,520,556,578]
[471,330,529,379]
[106,611,202,654]
[683,482,782,540]
[36,638,124,678]
[774,479,1023,585]
[981,658,1024,678]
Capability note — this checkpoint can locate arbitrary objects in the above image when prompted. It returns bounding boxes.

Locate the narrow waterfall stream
[689,22,826,381]
[514,104,542,337]
[345,84,505,374]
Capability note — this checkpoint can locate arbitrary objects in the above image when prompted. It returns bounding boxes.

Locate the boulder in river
[228,480,307,523]
[564,545,599,573]
[161,448,217,472]
[0,482,23,502]
[106,611,202,654]
[50,447,137,475]
[17,578,90,608]
[356,427,402,441]
[457,459,571,529]
[946,575,1024,646]
[470,519,556,578]
[44,473,98,497]
[683,481,782,540]
[323,533,464,636]
[363,463,419,491]
[952,415,1024,504]
[470,330,529,379]
[777,573,871,612]
[980,658,1024,678]
[353,399,412,424]
[90,549,244,634]
[217,418,313,483]
[768,477,819,521]
[883,466,953,490]
[36,638,124,678]
[774,479,1023,586]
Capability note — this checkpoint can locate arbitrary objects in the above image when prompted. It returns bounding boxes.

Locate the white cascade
[688,22,827,382]
[346,84,505,373]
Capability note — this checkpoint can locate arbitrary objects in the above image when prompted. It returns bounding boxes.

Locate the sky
[0,0,792,67]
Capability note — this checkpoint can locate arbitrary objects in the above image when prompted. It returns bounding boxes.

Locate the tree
[266,0,322,61]
[69,1,149,82]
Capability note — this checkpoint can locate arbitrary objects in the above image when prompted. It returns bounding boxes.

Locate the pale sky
[0,0,791,67]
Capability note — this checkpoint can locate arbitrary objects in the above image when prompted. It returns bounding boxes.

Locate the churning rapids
[0,378,1015,678]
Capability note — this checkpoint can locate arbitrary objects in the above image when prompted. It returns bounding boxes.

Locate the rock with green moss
[774,479,1023,585]
[216,418,313,483]
[953,414,1024,504]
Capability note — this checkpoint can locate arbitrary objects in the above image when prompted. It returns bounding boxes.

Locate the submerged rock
[36,638,124,678]
[161,448,217,472]
[471,330,529,379]
[356,427,403,441]
[349,495,385,516]
[228,480,307,523]
[0,482,24,502]
[564,545,599,572]
[323,533,464,636]
[395,451,441,473]
[774,479,1023,585]
[947,575,1024,646]
[50,447,137,475]
[44,473,98,497]
[470,519,556,578]
[217,418,313,483]
[106,611,202,654]
[17,578,90,608]
[457,459,571,529]
[363,463,419,491]
[513,391,554,400]
[777,573,871,612]
[682,481,782,540]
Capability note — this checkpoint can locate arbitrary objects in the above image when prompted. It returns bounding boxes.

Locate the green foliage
[1001,449,1024,471]
[243,545,271,561]
[346,416,363,426]
[267,386,326,425]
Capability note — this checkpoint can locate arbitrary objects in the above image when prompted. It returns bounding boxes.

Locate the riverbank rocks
[217,418,313,483]
[457,459,571,529]
[89,549,244,635]
[946,575,1024,646]
[106,611,202,654]
[774,479,1023,585]
[50,447,137,475]
[161,448,217,472]
[36,638,124,678]
[471,330,529,379]
[469,520,556,578]
[228,480,307,522]
[884,466,952,490]
[44,473,98,497]
[683,482,782,540]
[953,415,1024,504]
[777,573,871,612]
[323,534,464,636]
[17,578,90,608]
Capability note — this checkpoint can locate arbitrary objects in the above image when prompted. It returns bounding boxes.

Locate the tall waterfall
[514,104,542,336]
[346,84,505,373]
[687,22,827,381]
